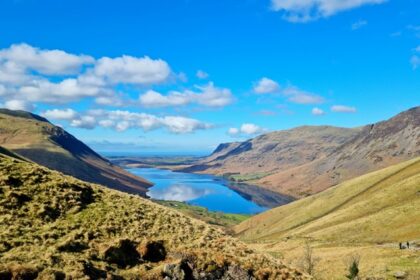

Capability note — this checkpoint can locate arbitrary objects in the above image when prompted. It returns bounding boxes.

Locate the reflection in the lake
[127,167,293,214]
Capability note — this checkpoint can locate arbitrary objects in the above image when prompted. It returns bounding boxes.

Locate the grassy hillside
[234,157,420,279]
[155,200,251,228]
[0,149,307,279]
[0,109,152,196]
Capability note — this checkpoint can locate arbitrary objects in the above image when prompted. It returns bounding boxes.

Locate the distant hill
[0,147,307,279]
[0,109,152,196]
[233,157,420,279]
[185,106,420,198]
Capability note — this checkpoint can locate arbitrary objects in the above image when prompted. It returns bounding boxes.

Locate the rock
[103,239,140,268]
[137,240,167,262]
[222,265,253,280]
[394,271,407,279]
[162,260,193,280]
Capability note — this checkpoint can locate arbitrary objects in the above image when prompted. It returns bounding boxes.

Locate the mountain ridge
[184,106,420,198]
[0,108,152,196]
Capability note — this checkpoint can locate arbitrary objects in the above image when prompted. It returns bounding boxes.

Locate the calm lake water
[128,168,293,214]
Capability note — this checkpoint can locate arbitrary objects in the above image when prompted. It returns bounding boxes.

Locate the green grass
[227,172,272,182]
[154,200,251,227]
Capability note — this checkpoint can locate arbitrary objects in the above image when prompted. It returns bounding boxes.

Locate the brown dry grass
[0,150,308,279]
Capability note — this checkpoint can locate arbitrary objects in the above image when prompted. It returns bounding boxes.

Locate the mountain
[0,147,307,279]
[234,157,420,279]
[0,109,152,196]
[185,106,420,198]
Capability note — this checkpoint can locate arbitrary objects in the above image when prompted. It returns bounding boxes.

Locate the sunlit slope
[0,148,307,279]
[0,108,152,195]
[234,157,420,243]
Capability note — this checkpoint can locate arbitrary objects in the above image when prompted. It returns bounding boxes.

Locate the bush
[345,255,360,280]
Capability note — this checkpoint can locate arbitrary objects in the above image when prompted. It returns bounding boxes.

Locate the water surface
[128,168,292,214]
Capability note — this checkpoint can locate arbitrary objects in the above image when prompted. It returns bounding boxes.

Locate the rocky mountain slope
[0,109,152,196]
[0,147,307,279]
[234,157,420,279]
[186,106,420,198]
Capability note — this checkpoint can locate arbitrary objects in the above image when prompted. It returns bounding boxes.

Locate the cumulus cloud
[253,77,280,94]
[352,20,368,30]
[253,78,324,104]
[139,90,189,107]
[50,109,213,134]
[331,105,357,113]
[0,43,93,75]
[3,99,34,111]
[312,107,325,115]
[0,43,174,108]
[93,55,170,85]
[228,123,265,137]
[42,108,78,120]
[139,83,234,108]
[16,78,114,104]
[196,70,209,79]
[271,0,386,23]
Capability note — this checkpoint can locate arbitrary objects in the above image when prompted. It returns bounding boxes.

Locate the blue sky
[0,0,419,155]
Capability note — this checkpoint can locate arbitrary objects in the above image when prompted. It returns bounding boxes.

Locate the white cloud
[161,116,212,134]
[351,20,368,30]
[61,109,212,134]
[228,127,240,135]
[42,108,78,120]
[271,0,386,23]
[139,83,234,108]
[410,55,420,70]
[3,99,34,111]
[139,90,189,107]
[254,77,280,94]
[17,78,114,104]
[228,123,265,137]
[93,55,171,85]
[331,105,357,113]
[71,115,97,129]
[253,78,324,104]
[282,86,324,104]
[312,107,325,115]
[0,43,93,75]
[196,70,209,79]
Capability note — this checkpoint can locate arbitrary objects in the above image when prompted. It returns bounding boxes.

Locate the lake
[127,167,293,214]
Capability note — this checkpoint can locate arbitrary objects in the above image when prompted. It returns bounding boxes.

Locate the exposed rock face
[187,107,420,198]
[0,108,152,196]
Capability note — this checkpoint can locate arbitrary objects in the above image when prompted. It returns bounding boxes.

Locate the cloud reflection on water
[147,184,213,201]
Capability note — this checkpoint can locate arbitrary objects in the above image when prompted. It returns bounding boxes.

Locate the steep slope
[257,106,420,197]
[187,106,420,198]
[184,126,361,175]
[0,109,152,196]
[0,149,307,279]
[234,158,420,278]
